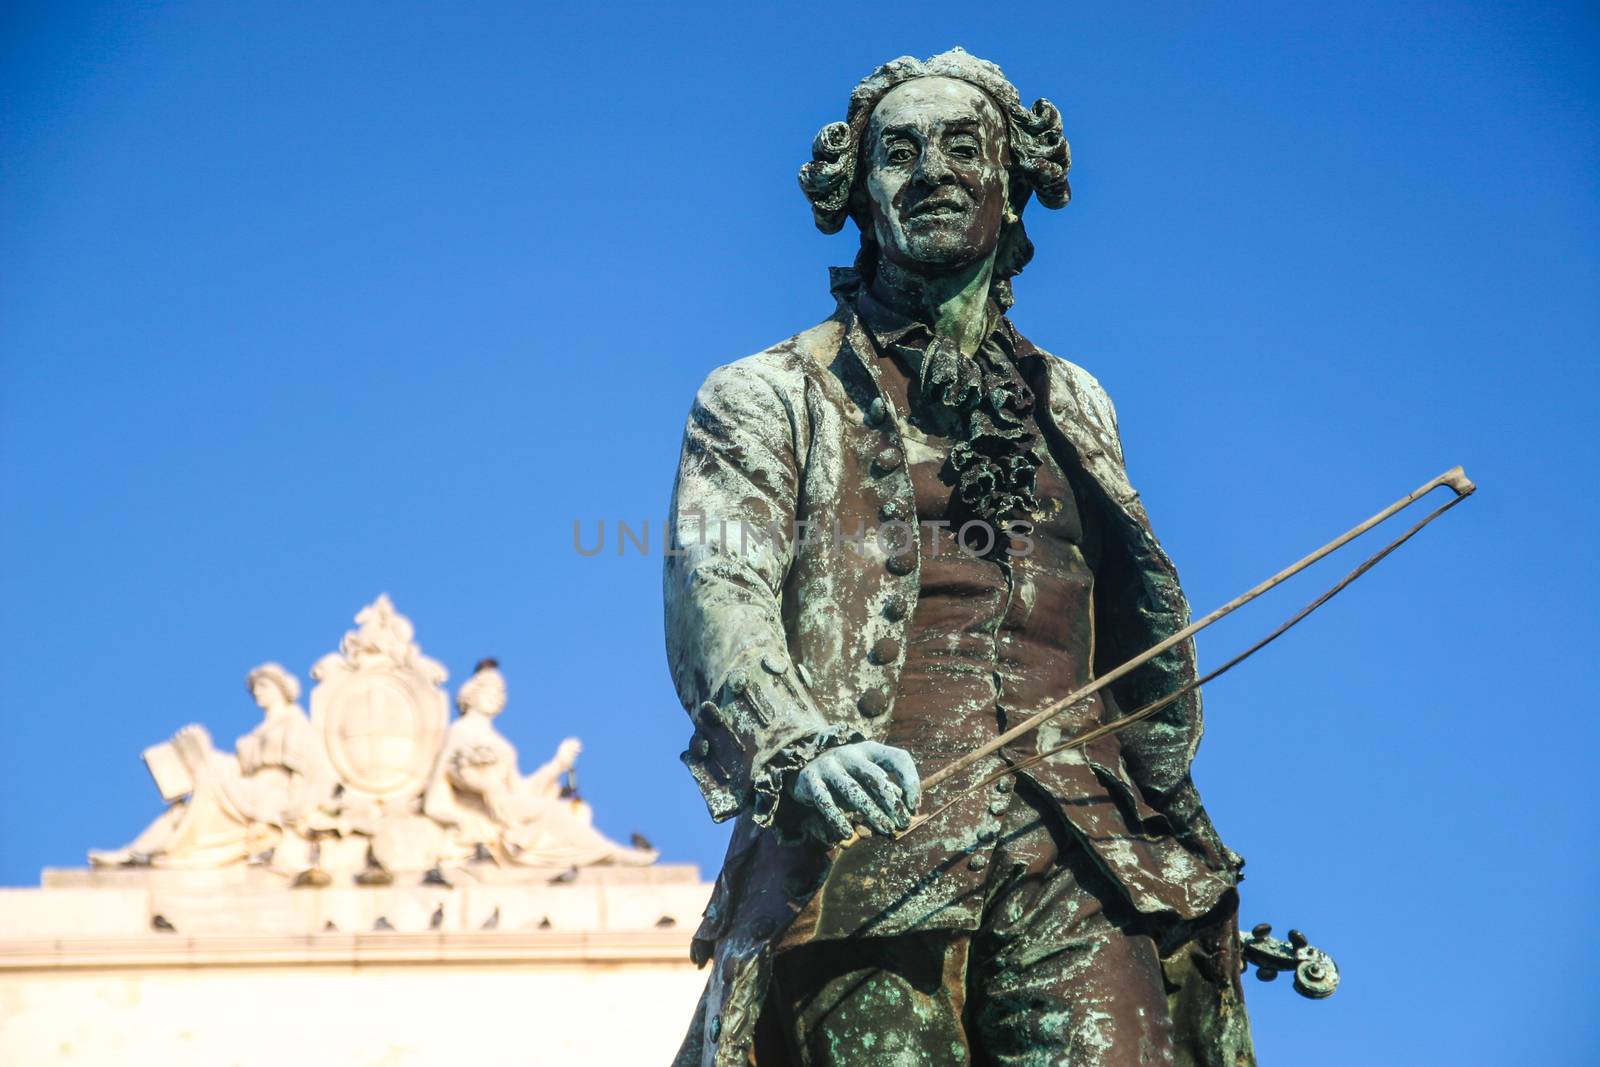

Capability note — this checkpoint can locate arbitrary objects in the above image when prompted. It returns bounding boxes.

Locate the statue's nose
[914,147,957,185]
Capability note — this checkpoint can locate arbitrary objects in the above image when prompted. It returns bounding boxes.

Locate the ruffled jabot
[845,275,1043,537]
[933,333,1042,533]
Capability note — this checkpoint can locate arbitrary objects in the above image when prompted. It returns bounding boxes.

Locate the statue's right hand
[789,741,921,844]
[173,723,213,764]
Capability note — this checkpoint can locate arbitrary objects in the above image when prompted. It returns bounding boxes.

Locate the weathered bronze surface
[664,49,1254,1066]
[1240,924,1340,1000]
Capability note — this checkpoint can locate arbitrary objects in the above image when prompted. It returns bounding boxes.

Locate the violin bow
[865,465,1476,841]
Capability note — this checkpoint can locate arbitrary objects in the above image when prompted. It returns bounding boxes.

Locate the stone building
[0,597,710,1065]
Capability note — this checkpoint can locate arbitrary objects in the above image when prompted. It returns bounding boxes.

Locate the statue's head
[246,662,300,711]
[800,48,1070,309]
[457,658,507,718]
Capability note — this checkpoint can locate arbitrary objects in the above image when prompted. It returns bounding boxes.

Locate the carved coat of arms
[310,595,449,805]
[92,595,656,882]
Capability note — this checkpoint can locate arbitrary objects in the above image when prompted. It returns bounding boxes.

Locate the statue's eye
[948,140,980,161]
[887,145,916,165]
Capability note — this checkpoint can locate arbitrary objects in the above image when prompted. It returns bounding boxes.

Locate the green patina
[665,48,1262,1067]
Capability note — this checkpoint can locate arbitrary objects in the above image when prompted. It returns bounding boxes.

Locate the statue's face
[250,677,284,712]
[863,77,1010,274]
[461,677,508,718]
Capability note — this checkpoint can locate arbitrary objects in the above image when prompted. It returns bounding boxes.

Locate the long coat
[664,274,1254,1067]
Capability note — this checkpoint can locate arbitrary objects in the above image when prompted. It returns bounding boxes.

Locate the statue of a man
[422,659,658,868]
[91,663,331,869]
[664,49,1253,1066]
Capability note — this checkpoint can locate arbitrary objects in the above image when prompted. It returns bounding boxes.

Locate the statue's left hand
[556,737,582,770]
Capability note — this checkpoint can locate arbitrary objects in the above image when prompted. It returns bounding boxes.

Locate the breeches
[756,789,1175,1067]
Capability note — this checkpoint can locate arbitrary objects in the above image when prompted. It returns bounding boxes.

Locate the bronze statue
[665,49,1254,1066]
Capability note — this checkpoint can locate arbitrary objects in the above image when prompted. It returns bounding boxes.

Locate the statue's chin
[883,228,992,277]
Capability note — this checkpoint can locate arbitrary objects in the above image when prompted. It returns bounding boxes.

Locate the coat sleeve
[663,361,862,828]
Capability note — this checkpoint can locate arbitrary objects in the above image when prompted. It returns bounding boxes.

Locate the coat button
[886,553,915,576]
[995,777,1014,794]
[874,447,903,473]
[870,637,901,665]
[709,1015,722,1042]
[879,499,907,521]
[968,854,989,871]
[726,669,749,695]
[866,397,887,425]
[978,827,997,844]
[761,651,789,675]
[989,796,1010,814]
[883,594,908,621]
[858,689,890,717]
[691,735,711,758]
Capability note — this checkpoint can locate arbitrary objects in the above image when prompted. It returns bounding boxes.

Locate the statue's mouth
[908,196,965,219]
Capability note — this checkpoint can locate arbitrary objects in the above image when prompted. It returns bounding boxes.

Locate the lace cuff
[750,725,867,841]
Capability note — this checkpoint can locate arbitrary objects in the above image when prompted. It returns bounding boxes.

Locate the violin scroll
[1240,922,1339,999]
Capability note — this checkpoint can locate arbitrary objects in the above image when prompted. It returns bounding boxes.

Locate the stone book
[140,741,192,803]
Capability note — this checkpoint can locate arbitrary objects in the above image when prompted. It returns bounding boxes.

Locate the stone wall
[0,866,712,1066]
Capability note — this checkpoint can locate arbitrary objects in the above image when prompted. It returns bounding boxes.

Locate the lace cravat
[912,332,1042,537]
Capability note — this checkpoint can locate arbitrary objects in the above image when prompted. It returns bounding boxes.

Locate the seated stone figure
[422,660,656,868]
[91,664,333,869]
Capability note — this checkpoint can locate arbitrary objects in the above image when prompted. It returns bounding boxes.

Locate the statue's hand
[789,741,920,843]
[172,723,214,766]
[555,737,582,770]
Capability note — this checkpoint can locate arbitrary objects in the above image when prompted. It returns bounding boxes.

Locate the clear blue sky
[2,3,1596,1064]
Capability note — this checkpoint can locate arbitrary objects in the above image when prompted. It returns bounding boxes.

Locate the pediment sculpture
[91,595,657,882]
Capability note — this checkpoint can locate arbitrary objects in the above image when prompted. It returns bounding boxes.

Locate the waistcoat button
[870,637,901,664]
[874,447,903,473]
[857,688,890,717]
[883,594,909,621]
[885,553,915,576]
